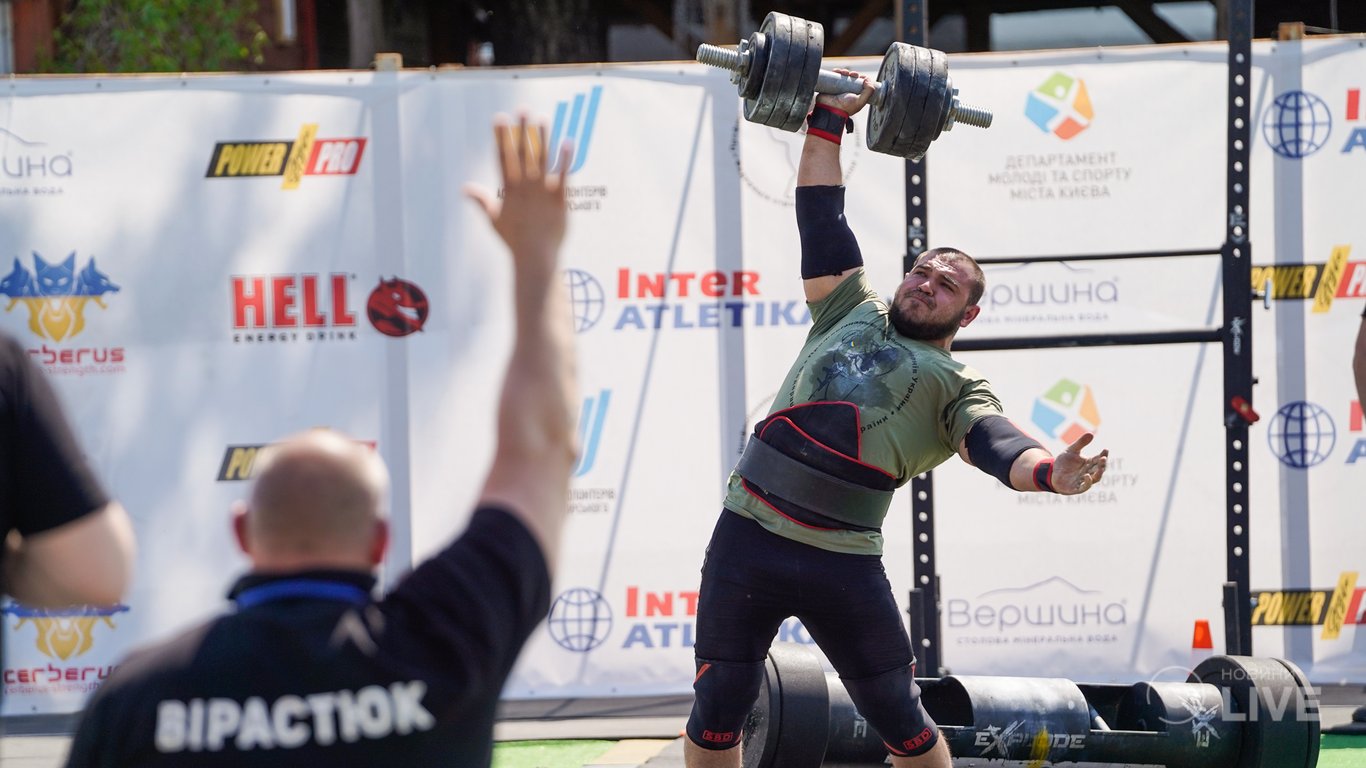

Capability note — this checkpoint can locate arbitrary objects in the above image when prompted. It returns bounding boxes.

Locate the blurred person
[1355,303,1365,407]
[684,72,1109,768]
[1,330,135,609]
[64,115,576,766]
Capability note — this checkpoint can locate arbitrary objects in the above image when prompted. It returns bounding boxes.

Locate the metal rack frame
[900,0,1255,675]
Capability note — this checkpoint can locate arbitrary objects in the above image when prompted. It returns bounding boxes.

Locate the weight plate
[741,643,829,768]
[737,31,768,100]
[892,45,936,159]
[866,42,914,155]
[745,12,809,130]
[775,16,822,132]
[1192,655,1319,768]
[905,47,951,157]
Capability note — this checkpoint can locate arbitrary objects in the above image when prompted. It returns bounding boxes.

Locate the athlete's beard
[890,300,968,342]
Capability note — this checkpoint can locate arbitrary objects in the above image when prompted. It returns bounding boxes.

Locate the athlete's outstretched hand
[1050,433,1109,495]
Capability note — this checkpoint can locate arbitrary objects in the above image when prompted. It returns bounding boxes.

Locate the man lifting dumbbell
[697,11,992,160]
[683,68,1109,768]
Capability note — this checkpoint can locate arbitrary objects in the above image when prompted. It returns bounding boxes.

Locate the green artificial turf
[492,739,616,768]
[1317,734,1366,768]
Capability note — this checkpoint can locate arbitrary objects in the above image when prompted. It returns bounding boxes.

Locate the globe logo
[1031,378,1101,445]
[1024,72,1094,140]
[564,269,604,333]
[1261,91,1332,159]
[1267,401,1335,468]
[547,587,613,652]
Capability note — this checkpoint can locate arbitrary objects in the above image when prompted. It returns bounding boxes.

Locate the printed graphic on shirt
[792,320,920,416]
[154,681,435,752]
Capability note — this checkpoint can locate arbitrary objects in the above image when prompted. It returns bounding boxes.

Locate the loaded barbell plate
[892,45,937,158]
[744,12,815,131]
[742,12,787,127]
[1191,655,1319,768]
[904,47,951,157]
[740,643,830,768]
[777,16,823,132]
[866,42,916,155]
[737,31,768,101]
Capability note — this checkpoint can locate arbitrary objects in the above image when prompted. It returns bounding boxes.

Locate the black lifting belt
[735,403,896,531]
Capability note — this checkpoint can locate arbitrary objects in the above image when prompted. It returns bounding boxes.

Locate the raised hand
[464,114,572,284]
[1050,433,1110,496]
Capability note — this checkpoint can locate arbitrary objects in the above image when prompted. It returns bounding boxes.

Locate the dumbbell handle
[697,43,992,130]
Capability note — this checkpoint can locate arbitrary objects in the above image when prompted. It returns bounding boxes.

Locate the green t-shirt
[724,269,1002,554]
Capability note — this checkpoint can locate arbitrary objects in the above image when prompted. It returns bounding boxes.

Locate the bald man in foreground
[64,116,577,767]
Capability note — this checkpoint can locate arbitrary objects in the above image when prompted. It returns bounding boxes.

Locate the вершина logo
[206,124,366,190]
[0,252,119,341]
[1025,72,1094,140]
[549,86,602,175]
[366,277,429,338]
[1031,378,1101,445]
[1,602,129,661]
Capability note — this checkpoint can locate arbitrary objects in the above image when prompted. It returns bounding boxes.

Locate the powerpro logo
[1025,72,1094,140]
[218,439,377,481]
[206,125,366,190]
[1251,245,1365,312]
[1252,572,1364,641]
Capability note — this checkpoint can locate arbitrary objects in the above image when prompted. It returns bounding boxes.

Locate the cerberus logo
[2,602,129,660]
[0,252,119,341]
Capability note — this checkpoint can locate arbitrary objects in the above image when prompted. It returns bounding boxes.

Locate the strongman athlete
[684,71,1111,768]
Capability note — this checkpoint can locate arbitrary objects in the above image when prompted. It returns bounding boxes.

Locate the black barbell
[742,643,1320,768]
[696,11,992,160]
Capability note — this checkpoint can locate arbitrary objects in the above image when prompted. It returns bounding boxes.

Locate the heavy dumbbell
[696,11,992,160]
[743,643,1320,768]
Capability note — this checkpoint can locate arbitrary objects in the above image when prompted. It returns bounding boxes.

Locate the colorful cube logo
[1025,72,1094,140]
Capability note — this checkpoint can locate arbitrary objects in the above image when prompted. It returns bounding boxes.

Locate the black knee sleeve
[841,665,939,757]
[685,658,766,750]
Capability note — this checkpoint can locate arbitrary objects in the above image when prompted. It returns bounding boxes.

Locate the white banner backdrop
[1,38,1362,715]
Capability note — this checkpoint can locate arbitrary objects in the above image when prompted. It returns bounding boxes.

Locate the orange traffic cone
[1190,619,1215,669]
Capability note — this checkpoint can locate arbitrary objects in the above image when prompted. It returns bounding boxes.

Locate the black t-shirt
[65,506,550,767]
[0,332,109,575]
[0,332,110,706]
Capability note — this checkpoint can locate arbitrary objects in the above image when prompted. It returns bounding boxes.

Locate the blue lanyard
[234,579,371,610]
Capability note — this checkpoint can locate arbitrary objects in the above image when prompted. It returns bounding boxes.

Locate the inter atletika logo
[1025,72,1094,140]
[1031,378,1101,445]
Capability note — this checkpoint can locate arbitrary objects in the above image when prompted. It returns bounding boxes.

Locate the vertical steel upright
[901,0,943,676]
[1222,0,1255,656]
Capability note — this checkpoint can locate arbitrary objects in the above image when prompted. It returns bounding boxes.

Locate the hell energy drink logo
[366,277,428,337]
[232,273,358,343]
[207,124,366,190]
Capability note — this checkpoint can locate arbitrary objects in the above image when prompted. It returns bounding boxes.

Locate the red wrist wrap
[806,104,853,145]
